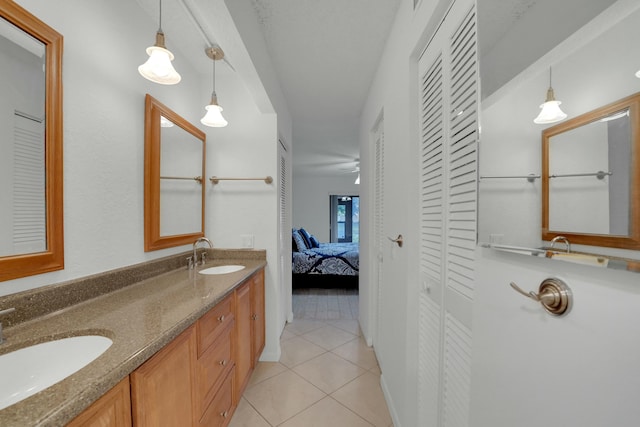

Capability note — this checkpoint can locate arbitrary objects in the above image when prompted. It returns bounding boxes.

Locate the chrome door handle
[510,278,572,316]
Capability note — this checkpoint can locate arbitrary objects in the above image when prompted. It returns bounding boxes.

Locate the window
[330,195,359,243]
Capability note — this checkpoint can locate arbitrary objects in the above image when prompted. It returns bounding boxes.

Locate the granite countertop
[0,253,267,427]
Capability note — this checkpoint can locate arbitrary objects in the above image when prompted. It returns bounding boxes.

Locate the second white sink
[199,265,246,275]
[0,335,113,410]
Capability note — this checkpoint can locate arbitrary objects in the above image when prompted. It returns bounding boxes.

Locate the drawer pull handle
[217,315,225,322]
[251,314,258,320]
[219,359,228,366]
[220,410,229,418]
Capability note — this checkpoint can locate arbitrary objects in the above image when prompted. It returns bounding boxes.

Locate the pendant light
[138,0,181,85]
[636,69,640,78]
[201,46,228,128]
[533,68,567,124]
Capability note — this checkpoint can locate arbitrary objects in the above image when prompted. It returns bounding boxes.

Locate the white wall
[472,1,640,425]
[472,248,640,426]
[292,174,359,242]
[222,0,294,351]
[358,1,452,425]
[478,0,640,256]
[2,0,283,366]
[0,0,197,297]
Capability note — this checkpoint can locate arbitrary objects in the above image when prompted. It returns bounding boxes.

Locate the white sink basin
[0,335,112,410]
[199,265,246,275]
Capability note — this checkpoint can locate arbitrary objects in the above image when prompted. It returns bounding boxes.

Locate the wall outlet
[241,234,254,248]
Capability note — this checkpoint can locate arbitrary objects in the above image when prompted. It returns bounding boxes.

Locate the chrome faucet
[550,236,571,253]
[192,237,213,268]
[0,307,16,344]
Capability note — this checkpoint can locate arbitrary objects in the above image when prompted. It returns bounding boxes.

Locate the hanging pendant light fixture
[533,68,567,124]
[201,46,228,128]
[138,0,181,85]
[636,68,640,78]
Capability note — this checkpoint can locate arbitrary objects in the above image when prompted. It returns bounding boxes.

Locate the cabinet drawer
[199,368,235,427]
[198,294,234,356]
[197,324,233,417]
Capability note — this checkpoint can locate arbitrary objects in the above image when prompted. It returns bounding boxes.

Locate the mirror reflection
[478,1,640,269]
[0,3,63,282]
[159,116,203,236]
[0,17,46,257]
[546,108,632,236]
[144,95,206,251]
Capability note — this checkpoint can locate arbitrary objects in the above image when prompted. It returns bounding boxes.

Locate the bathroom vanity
[0,249,266,427]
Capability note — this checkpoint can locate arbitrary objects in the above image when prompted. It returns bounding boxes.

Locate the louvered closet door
[418,37,445,427]
[13,113,46,255]
[417,1,477,426]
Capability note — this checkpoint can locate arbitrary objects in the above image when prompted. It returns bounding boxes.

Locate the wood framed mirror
[542,92,640,249]
[0,1,63,282]
[144,94,206,251]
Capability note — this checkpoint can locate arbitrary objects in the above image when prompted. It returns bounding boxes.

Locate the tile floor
[229,289,393,427]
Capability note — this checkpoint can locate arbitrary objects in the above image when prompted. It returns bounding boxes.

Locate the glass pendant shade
[201,46,228,127]
[138,38,181,85]
[534,87,567,124]
[636,68,640,78]
[201,97,228,127]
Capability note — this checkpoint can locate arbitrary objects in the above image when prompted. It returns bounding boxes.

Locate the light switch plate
[241,234,254,248]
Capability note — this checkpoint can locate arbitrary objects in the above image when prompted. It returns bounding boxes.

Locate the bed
[291,228,359,289]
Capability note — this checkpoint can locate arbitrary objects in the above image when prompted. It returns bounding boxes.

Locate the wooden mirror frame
[0,2,64,282]
[542,92,640,249]
[144,94,206,251]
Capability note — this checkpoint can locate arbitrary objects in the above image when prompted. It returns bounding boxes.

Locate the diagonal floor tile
[331,372,392,427]
[301,325,357,350]
[326,319,362,336]
[279,396,373,427]
[242,370,325,426]
[281,329,297,341]
[293,352,366,394]
[331,337,379,370]
[284,319,327,336]
[228,398,270,427]
[280,336,327,368]
[247,361,288,388]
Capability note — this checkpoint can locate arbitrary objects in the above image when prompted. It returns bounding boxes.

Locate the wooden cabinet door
[67,377,132,427]
[234,281,252,403]
[251,270,265,366]
[130,326,197,427]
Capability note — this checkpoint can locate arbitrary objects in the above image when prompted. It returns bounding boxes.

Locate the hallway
[230,289,393,426]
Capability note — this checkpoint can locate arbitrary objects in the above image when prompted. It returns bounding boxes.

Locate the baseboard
[259,347,281,362]
[380,373,401,427]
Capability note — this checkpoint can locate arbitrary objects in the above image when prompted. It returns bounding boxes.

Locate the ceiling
[249,0,402,177]
[133,0,616,178]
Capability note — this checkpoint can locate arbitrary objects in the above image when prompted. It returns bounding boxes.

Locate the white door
[417,1,478,425]
[278,139,293,324]
[371,115,384,347]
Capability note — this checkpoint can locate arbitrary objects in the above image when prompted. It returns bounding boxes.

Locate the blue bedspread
[292,242,359,276]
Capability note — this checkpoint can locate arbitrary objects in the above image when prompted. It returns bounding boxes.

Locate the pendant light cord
[212,54,216,97]
[158,0,163,33]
